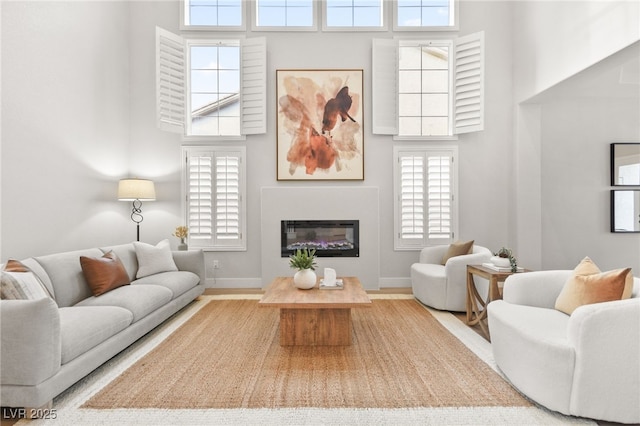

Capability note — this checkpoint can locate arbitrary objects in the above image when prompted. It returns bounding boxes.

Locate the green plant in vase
[289,248,318,290]
[491,247,518,272]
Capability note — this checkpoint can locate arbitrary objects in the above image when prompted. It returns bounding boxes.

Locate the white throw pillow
[133,239,178,279]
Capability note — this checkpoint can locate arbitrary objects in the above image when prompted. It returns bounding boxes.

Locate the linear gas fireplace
[281,220,359,258]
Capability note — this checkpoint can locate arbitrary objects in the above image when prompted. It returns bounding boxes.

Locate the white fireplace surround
[260,187,380,290]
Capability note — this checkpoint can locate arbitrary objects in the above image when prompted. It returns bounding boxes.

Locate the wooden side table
[466,264,529,339]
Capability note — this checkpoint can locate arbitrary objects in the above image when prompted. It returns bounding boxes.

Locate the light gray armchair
[411,244,492,311]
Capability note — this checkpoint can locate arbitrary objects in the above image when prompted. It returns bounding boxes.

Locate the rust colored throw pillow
[441,240,474,265]
[80,251,130,297]
[555,256,633,315]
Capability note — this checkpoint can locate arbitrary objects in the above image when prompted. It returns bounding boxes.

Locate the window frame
[392,0,459,32]
[372,32,484,140]
[251,0,319,32]
[396,39,455,140]
[185,38,243,139]
[322,0,388,32]
[182,145,247,251]
[393,145,458,250]
[180,0,247,32]
[156,27,267,140]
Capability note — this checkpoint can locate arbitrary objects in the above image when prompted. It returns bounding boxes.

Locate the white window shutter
[241,37,267,135]
[372,38,398,135]
[214,153,242,244]
[425,152,453,244]
[454,31,484,134]
[398,153,426,246]
[156,27,186,134]
[187,152,214,246]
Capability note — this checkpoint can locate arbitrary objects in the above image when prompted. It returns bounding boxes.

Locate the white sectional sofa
[488,270,640,424]
[0,242,205,411]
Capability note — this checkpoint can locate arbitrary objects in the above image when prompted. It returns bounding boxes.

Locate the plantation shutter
[425,153,453,243]
[241,37,267,135]
[372,38,399,135]
[184,147,246,250]
[395,148,456,249]
[156,27,186,134]
[454,31,484,134]
[214,153,242,243]
[398,153,425,246]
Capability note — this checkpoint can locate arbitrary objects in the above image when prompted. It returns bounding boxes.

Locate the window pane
[189,43,241,136]
[326,6,353,26]
[256,0,314,27]
[399,70,421,93]
[423,46,448,69]
[191,70,218,93]
[422,117,448,136]
[186,0,242,26]
[422,70,448,93]
[399,46,422,70]
[353,6,382,26]
[397,0,453,28]
[422,93,448,116]
[399,117,421,136]
[399,94,421,116]
[326,0,383,27]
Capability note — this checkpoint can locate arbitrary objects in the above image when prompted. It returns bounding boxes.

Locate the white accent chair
[410,245,492,312]
[488,271,640,424]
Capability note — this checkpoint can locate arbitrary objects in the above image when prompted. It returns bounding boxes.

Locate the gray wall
[2,1,637,286]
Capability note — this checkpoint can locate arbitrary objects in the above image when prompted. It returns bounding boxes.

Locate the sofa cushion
[75,284,172,323]
[556,257,632,315]
[80,251,130,296]
[100,244,139,282]
[59,306,133,364]
[1,260,52,300]
[34,248,105,307]
[133,271,200,298]
[441,240,474,265]
[133,239,178,279]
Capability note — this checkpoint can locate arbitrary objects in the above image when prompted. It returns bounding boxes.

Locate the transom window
[394,0,457,30]
[254,0,316,29]
[324,0,385,30]
[181,0,245,30]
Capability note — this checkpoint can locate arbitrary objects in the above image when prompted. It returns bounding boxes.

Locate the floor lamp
[118,178,156,242]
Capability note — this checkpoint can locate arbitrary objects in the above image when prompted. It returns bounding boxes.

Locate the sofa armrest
[172,249,205,286]
[567,298,640,422]
[445,251,492,287]
[502,270,571,309]
[418,246,448,264]
[0,298,61,386]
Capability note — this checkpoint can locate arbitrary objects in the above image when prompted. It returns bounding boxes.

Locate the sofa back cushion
[34,248,104,307]
[100,244,139,282]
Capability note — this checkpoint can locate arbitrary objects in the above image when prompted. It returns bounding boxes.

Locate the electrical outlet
[213,260,220,269]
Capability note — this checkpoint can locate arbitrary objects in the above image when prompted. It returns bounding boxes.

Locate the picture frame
[276,69,364,181]
[611,189,640,233]
[611,142,640,186]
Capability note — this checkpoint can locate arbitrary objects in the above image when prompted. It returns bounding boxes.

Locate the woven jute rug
[82,298,531,410]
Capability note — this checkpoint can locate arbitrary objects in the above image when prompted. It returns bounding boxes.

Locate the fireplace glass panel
[281,220,359,257]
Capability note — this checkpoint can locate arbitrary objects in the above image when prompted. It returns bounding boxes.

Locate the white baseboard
[205,277,263,289]
[378,277,412,288]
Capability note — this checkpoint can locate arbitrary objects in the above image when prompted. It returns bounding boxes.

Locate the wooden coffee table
[259,276,371,346]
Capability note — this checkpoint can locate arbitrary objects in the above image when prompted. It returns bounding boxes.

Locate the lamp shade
[118,178,156,201]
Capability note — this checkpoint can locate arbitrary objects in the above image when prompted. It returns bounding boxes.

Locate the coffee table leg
[280,308,352,346]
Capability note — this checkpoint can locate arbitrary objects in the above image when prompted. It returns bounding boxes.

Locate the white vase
[490,256,511,268]
[293,269,317,290]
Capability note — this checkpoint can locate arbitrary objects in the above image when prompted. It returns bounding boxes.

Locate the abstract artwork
[276,69,364,181]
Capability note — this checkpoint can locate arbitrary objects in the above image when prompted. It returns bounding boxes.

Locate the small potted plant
[289,248,318,289]
[491,247,518,272]
[173,226,188,251]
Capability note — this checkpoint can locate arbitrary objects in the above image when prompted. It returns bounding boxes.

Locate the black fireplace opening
[281,220,359,258]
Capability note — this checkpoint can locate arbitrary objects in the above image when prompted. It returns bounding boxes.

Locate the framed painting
[276,69,364,181]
